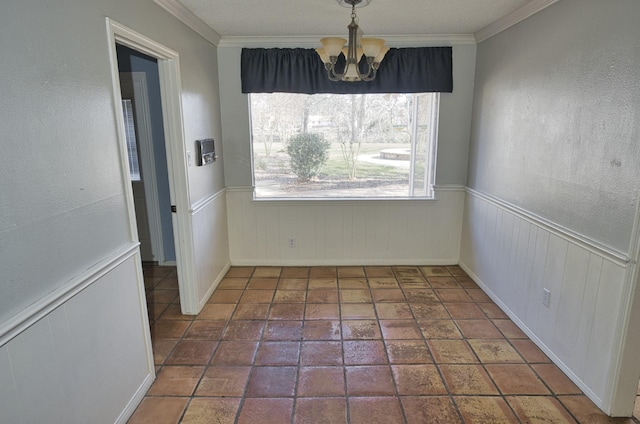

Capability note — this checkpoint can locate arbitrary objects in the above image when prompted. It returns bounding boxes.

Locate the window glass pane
[249,92,439,198]
[121,99,141,181]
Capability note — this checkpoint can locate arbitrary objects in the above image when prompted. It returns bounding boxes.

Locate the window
[250,92,439,199]
[121,99,141,181]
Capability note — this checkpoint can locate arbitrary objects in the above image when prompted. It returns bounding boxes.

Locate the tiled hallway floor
[130,265,640,423]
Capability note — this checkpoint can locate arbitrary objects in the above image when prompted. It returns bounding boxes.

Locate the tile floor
[130,265,640,423]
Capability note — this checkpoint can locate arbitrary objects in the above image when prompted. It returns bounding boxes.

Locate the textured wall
[467,0,640,253]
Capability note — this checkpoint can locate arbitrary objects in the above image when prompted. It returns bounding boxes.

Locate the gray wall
[218,44,476,188]
[467,0,640,253]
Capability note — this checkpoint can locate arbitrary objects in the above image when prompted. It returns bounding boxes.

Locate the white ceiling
[176,0,538,39]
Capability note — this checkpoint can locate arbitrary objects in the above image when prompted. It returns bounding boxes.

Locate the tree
[286,133,331,181]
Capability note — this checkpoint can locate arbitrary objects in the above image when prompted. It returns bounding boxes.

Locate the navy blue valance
[241,47,453,94]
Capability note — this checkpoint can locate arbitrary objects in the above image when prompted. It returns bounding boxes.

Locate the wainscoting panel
[460,189,628,408]
[0,248,153,424]
[226,187,465,266]
[190,190,231,311]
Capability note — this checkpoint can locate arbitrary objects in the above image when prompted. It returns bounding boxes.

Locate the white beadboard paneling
[2,252,153,424]
[0,345,21,423]
[226,187,464,265]
[460,189,629,411]
[191,190,231,311]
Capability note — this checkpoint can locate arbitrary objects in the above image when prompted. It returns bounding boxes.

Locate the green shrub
[286,133,330,181]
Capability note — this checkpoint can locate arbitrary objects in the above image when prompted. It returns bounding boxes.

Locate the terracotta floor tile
[307,278,338,289]
[224,267,254,278]
[246,278,279,290]
[148,303,170,321]
[465,288,492,302]
[559,395,636,423]
[346,365,395,396]
[343,340,388,365]
[208,289,243,304]
[507,396,576,423]
[337,266,366,278]
[511,339,551,363]
[371,289,406,303]
[302,320,342,340]
[398,278,430,288]
[157,304,193,321]
[147,289,179,304]
[195,366,251,396]
[196,304,235,320]
[268,303,305,320]
[348,397,404,424]
[455,319,502,338]
[305,303,340,320]
[309,266,337,278]
[439,364,499,395]
[531,363,582,394]
[403,289,440,303]
[392,364,447,395]
[375,302,413,319]
[252,266,282,278]
[294,397,347,424]
[445,303,486,319]
[342,320,382,339]
[394,266,423,278]
[427,276,461,288]
[493,319,528,338]
[454,396,519,423]
[255,341,300,365]
[222,320,265,341]
[420,266,452,277]
[456,276,480,289]
[340,303,376,319]
[385,340,433,364]
[263,321,303,341]
[147,365,204,396]
[246,366,297,397]
[468,339,524,363]
[401,396,462,424]
[418,319,463,339]
[338,278,368,289]
[339,289,372,303]
[128,397,188,424]
[368,278,401,289]
[436,288,474,303]
[184,321,227,341]
[237,398,293,424]
[280,266,310,278]
[365,266,395,278]
[180,398,240,424]
[152,339,178,365]
[278,278,308,290]
[165,340,217,365]
[478,302,510,319]
[306,289,339,303]
[410,303,451,319]
[300,341,343,365]
[217,278,249,290]
[427,339,478,363]
[151,320,191,339]
[231,303,269,320]
[379,319,422,339]
[273,289,306,303]
[486,364,550,394]
[298,366,346,396]
[210,341,258,365]
[238,289,275,303]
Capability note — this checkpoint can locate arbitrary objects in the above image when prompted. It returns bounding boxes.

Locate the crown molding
[153,0,221,45]
[217,34,476,49]
[474,0,559,43]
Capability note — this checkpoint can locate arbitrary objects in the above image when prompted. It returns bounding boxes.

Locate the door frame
[106,18,198,314]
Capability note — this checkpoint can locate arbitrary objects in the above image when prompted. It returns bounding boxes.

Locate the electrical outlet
[288,237,296,248]
[542,288,551,307]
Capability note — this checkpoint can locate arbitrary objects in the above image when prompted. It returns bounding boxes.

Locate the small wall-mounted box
[196,138,217,166]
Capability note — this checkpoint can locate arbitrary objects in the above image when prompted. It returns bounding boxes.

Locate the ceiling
[175,0,540,40]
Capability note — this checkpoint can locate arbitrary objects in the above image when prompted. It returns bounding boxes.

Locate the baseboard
[113,372,155,424]
[197,261,232,312]
[229,259,460,267]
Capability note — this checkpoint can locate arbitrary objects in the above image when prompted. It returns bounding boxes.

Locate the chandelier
[316,0,389,82]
